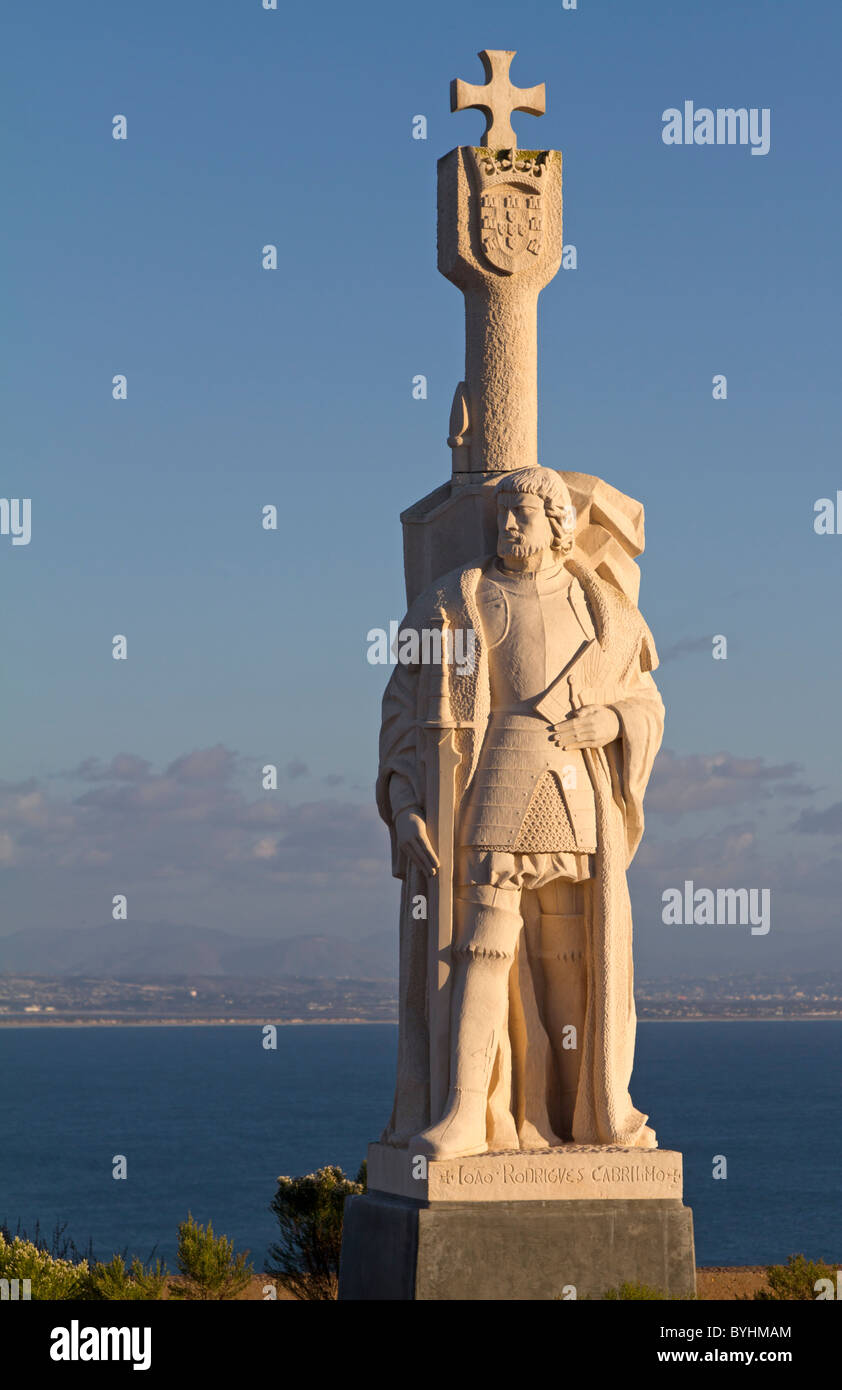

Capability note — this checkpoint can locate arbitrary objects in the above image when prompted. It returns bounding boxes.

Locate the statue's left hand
[550,704,620,749]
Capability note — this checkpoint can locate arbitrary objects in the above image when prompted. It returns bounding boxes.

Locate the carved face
[496,491,553,559]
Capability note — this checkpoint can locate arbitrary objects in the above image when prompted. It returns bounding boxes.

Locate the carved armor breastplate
[459,560,598,852]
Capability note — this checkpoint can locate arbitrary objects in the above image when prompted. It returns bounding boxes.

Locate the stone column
[437,145,563,476]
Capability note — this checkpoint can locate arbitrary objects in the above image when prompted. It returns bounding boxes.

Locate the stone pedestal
[338,1143,696,1300]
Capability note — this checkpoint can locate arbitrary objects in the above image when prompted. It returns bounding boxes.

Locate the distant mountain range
[4,923,836,995]
[0,922,398,981]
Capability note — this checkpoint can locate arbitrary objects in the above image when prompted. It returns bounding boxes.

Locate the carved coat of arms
[479,186,542,274]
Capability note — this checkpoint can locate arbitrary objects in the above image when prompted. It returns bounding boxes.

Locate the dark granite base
[338,1192,696,1301]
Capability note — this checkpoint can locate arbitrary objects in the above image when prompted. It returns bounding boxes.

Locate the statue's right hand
[394,809,440,879]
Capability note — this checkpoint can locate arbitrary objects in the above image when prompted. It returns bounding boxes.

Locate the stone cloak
[375,554,664,1149]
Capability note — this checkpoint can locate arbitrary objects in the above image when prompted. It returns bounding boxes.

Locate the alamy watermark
[0,498,31,546]
[814,492,842,533]
[662,102,771,156]
[661,880,770,936]
[0,1278,31,1300]
[50,1322,151,1371]
[367,623,476,675]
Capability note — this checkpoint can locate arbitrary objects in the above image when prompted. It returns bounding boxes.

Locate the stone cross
[450,49,546,150]
[436,49,561,482]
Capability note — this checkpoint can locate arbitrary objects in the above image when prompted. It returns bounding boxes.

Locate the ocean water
[1,1021,839,1270]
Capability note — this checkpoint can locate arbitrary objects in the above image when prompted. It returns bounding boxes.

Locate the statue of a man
[376,466,664,1158]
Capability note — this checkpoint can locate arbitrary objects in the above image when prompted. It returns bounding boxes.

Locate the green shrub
[82,1253,168,1301]
[753,1253,837,1301]
[0,1233,87,1300]
[267,1162,366,1301]
[170,1213,253,1300]
[603,1280,668,1300]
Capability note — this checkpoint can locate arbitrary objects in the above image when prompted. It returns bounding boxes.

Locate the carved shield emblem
[479,185,542,274]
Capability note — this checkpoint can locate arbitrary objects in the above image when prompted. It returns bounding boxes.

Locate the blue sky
[3,0,841,978]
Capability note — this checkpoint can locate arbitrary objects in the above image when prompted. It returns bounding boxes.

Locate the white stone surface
[374,52,668,1166]
[368,1141,684,1203]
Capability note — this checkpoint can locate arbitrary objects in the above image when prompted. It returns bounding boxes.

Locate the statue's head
[495,467,576,567]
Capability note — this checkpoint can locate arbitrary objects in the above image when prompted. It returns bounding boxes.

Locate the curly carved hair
[495,466,577,554]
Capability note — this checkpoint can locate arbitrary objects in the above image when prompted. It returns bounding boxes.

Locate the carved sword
[424,609,463,1122]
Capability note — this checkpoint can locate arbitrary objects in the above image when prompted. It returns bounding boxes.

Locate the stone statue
[339,48,694,1303]
[377,464,664,1158]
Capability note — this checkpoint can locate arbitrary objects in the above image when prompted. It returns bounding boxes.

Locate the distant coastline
[2,1013,842,1028]
[0,1016,392,1028]
[5,970,840,1028]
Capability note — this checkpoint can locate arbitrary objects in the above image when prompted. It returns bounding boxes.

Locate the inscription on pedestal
[368,1142,684,1204]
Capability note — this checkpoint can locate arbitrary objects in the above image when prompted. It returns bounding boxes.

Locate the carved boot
[411,893,522,1160]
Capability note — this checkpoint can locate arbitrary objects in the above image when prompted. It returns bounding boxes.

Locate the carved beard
[498,537,547,558]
